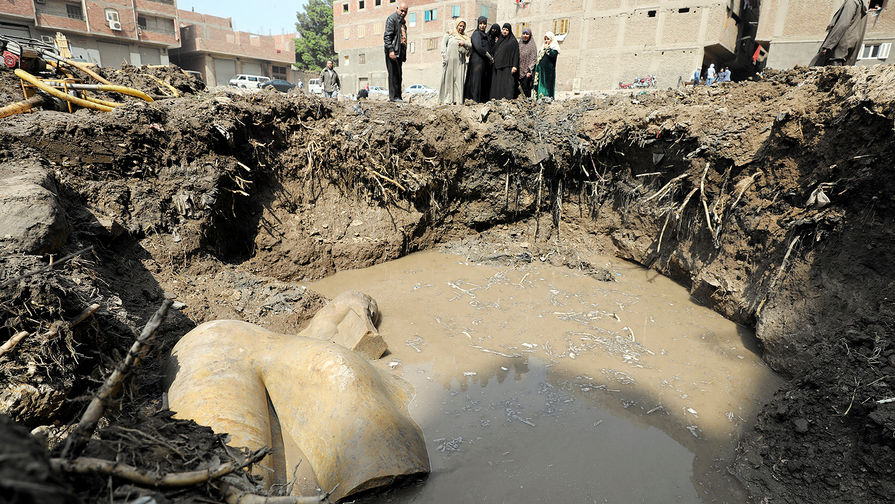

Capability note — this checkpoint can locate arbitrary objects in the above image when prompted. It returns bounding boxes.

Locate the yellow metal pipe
[95,84,154,103]
[0,95,46,119]
[14,69,114,112]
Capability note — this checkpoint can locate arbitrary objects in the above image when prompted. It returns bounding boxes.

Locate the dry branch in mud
[63,299,173,457]
[51,447,269,487]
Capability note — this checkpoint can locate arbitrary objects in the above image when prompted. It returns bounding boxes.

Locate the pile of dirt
[1,64,894,503]
[98,63,206,97]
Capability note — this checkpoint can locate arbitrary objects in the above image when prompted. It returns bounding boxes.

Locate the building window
[66,4,83,20]
[373,22,382,34]
[515,21,530,34]
[869,0,886,9]
[678,7,691,13]
[647,10,657,17]
[358,25,365,38]
[359,53,366,64]
[451,5,460,18]
[105,9,120,23]
[408,12,417,27]
[375,0,382,5]
[344,27,350,40]
[481,6,489,17]
[342,3,349,13]
[426,37,438,50]
[859,43,892,60]
[553,18,569,35]
[409,41,415,53]
[272,65,287,79]
[390,0,396,3]
[424,9,437,21]
[137,15,174,34]
[358,0,365,10]
[344,55,349,66]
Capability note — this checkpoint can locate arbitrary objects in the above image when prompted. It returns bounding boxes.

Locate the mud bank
[1,64,895,502]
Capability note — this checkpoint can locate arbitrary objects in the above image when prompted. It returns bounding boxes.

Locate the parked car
[260,79,295,92]
[182,70,204,81]
[404,84,435,95]
[307,78,323,95]
[368,85,388,95]
[228,74,270,89]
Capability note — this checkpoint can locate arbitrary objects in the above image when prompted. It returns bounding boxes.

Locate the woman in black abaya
[489,23,519,100]
[463,16,493,103]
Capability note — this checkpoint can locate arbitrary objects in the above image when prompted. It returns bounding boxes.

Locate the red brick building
[0,0,180,67]
[171,10,298,86]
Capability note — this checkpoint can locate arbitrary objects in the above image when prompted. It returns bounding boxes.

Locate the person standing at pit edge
[810,0,869,66]
[517,27,537,99]
[384,3,409,102]
[320,60,340,98]
[534,31,559,99]
[463,16,493,103]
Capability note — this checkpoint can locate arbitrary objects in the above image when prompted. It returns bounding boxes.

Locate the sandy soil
[1,63,895,502]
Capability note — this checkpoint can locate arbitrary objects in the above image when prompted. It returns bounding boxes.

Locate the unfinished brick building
[334,0,893,94]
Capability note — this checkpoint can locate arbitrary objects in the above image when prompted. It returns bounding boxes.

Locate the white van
[228,74,270,89]
[308,78,323,95]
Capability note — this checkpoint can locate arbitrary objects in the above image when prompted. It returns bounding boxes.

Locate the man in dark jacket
[810,0,869,66]
[383,3,408,102]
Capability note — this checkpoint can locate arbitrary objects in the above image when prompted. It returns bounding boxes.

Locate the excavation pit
[311,250,782,502]
[1,64,895,503]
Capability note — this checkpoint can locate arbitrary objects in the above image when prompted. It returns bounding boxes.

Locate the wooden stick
[50,447,269,488]
[0,331,29,357]
[62,299,173,457]
[643,173,688,202]
[699,163,715,238]
[0,302,100,358]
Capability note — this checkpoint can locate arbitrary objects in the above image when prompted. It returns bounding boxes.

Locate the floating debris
[434,436,464,452]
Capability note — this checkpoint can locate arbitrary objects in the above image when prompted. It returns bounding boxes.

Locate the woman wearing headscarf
[463,16,493,103]
[488,23,502,50]
[517,27,537,99]
[489,23,519,100]
[439,19,470,104]
[534,31,560,99]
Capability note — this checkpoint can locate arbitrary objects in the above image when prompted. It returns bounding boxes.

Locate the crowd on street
[383,3,559,104]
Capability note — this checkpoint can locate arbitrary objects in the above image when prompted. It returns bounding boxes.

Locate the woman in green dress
[534,31,560,99]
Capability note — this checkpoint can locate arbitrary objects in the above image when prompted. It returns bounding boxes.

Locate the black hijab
[488,23,501,50]
[476,15,487,31]
[492,23,519,70]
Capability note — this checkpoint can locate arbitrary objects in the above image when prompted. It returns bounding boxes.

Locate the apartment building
[334,0,497,93]
[0,0,180,67]
[497,0,758,91]
[757,0,893,69]
[171,10,299,86]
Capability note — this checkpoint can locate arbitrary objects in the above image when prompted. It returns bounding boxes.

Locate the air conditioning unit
[40,35,54,44]
[109,20,122,31]
[35,0,45,4]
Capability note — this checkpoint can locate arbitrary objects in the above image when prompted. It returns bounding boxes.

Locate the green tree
[294,0,335,71]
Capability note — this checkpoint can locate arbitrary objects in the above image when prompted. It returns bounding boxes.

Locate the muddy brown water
[309,251,782,503]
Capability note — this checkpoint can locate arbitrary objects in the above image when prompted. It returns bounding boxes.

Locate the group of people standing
[439,16,560,104]
[693,64,731,86]
[383,3,560,104]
